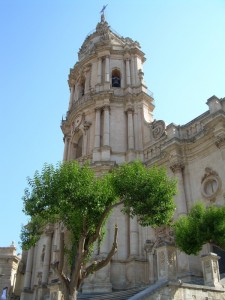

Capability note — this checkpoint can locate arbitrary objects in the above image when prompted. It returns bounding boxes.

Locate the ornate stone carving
[170,162,184,173]
[96,19,111,41]
[151,120,166,140]
[201,168,221,201]
[144,240,155,253]
[155,225,175,245]
[83,120,91,131]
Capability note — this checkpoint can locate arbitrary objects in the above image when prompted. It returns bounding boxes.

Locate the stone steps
[77,286,146,300]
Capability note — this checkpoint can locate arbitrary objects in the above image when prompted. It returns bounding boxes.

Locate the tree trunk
[68,289,78,300]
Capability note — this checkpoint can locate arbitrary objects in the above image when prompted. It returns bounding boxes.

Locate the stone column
[131,56,136,86]
[156,243,177,281]
[103,105,110,146]
[137,105,143,153]
[105,56,110,82]
[67,138,72,161]
[52,223,60,264]
[42,229,53,285]
[134,55,139,84]
[201,253,221,287]
[97,57,102,84]
[127,108,135,150]
[23,247,34,290]
[63,137,69,161]
[170,162,187,216]
[84,74,89,94]
[130,216,139,257]
[126,58,131,86]
[94,108,101,148]
[68,84,75,110]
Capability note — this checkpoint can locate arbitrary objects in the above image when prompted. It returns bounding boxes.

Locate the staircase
[77,286,147,300]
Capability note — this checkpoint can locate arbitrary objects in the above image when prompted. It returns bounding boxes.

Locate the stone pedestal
[201,252,221,287]
[49,283,63,300]
[101,146,111,161]
[156,243,177,281]
[82,264,112,294]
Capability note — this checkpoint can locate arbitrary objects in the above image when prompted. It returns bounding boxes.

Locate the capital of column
[84,63,91,73]
[95,106,102,112]
[44,224,54,236]
[126,107,134,114]
[144,240,155,253]
[69,79,76,87]
[102,105,110,111]
[215,134,225,149]
[170,162,184,173]
[63,135,70,143]
[124,53,130,60]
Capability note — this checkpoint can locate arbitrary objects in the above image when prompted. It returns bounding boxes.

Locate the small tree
[173,202,225,255]
[21,160,176,300]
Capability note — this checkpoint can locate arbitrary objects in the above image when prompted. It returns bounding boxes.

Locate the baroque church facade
[16,14,225,300]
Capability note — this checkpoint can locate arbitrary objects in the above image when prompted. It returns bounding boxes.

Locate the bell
[112,76,120,87]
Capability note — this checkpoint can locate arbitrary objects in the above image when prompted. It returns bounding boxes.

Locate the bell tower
[61,13,154,171]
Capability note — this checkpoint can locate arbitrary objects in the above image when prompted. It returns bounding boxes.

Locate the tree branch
[70,234,87,291]
[82,225,118,279]
[86,199,124,248]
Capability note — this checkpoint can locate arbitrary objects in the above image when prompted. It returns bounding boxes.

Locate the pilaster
[129,216,139,258]
[23,247,34,290]
[170,161,187,216]
[125,58,131,86]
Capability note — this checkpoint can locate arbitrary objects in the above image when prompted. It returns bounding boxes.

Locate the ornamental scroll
[151,120,166,140]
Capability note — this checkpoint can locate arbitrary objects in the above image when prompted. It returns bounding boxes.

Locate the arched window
[76,135,83,158]
[112,69,121,87]
[78,77,85,99]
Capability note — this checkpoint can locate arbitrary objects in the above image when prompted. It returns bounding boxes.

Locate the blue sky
[0,0,225,252]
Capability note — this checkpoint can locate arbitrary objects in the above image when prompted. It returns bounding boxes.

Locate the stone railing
[76,154,93,165]
[144,140,167,161]
[178,121,204,140]
[71,93,93,111]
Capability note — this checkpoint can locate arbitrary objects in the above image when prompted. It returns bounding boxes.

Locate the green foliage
[110,161,177,227]
[21,161,117,252]
[173,202,225,255]
[21,160,177,261]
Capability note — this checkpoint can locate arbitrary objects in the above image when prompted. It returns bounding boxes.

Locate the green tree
[173,202,225,255]
[21,160,176,300]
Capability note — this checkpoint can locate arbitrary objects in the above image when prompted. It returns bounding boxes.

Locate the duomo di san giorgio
[1,11,225,300]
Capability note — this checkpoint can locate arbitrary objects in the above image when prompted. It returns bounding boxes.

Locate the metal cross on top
[100,4,108,14]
